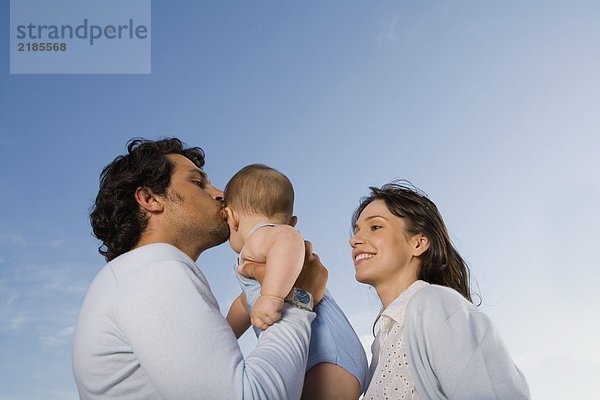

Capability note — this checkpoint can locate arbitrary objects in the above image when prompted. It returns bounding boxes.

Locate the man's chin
[195,227,229,257]
[210,221,230,247]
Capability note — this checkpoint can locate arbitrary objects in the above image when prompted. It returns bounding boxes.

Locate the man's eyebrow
[187,169,207,179]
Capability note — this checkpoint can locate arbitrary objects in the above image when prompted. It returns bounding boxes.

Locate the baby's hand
[251,295,284,330]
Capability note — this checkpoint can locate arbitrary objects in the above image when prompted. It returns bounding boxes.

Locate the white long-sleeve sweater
[404,284,530,399]
[72,243,315,400]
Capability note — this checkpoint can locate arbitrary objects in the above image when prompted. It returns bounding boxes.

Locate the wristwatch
[284,288,314,312]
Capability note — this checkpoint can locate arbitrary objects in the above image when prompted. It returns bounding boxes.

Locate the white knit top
[364,280,429,400]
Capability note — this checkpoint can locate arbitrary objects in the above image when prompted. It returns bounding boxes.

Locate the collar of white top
[380,280,430,325]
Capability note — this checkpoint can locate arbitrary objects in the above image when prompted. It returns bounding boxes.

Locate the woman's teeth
[355,253,374,261]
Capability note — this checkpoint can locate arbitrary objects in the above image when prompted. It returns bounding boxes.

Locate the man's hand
[237,259,265,281]
[294,241,327,304]
[239,241,328,304]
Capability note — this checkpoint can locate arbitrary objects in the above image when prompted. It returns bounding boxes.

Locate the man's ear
[134,187,164,213]
[224,207,239,231]
[412,234,430,257]
[288,216,298,227]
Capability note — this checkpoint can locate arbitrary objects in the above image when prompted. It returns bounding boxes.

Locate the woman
[350,181,530,399]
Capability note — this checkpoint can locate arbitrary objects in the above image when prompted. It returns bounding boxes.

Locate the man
[72,138,327,399]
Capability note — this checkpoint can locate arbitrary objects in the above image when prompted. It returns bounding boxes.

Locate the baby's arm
[226,293,251,339]
[245,225,305,330]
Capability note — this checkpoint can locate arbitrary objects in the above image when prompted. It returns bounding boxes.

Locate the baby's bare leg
[301,362,361,400]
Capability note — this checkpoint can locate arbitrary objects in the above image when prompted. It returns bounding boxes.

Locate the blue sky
[1,1,599,398]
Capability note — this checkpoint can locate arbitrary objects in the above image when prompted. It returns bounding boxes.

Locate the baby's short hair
[224,164,294,218]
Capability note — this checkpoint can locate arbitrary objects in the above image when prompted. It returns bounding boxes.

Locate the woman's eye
[370,225,382,231]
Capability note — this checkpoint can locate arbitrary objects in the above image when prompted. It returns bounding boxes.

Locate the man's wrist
[284,288,314,312]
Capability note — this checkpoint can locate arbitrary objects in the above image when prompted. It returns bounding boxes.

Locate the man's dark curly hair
[90,137,206,261]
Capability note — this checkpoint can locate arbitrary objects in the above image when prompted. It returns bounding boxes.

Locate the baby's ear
[224,207,239,231]
[288,216,298,227]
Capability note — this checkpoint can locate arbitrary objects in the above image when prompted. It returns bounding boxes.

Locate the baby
[224,164,368,400]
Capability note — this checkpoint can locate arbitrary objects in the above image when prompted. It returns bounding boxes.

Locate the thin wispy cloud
[40,325,76,348]
[0,231,71,251]
[7,313,29,332]
[11,261,94,295]
[0,284,26,332]
[0,260,95,344]
[50,240,64,248]
[0,258,91,400]
[378,16,400,44]
[0,291,18,312]
[0,232,26,246]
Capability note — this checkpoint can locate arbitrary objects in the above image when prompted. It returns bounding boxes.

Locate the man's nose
[209,185,224,202]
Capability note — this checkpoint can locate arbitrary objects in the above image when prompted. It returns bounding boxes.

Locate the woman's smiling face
[350,199,420,288]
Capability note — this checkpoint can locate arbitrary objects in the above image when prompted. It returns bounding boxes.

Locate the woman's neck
[374,268,419,309]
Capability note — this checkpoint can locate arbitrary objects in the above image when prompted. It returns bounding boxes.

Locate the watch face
[295,289,310,304]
